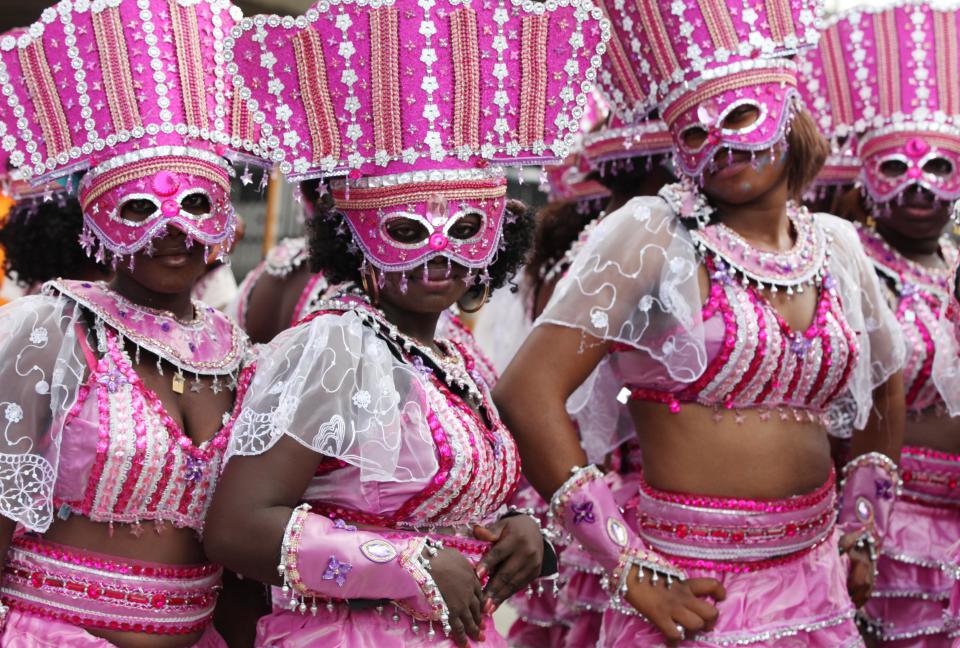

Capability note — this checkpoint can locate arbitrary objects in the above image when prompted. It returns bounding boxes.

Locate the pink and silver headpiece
[543,151,610,213]
[601,0,821,177]
[0,0,260,265]
[583,1,672,174]
[799,2,960,204]
[226,0,608,275]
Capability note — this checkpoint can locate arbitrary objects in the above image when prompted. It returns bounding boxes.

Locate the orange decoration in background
[0,192,14,306]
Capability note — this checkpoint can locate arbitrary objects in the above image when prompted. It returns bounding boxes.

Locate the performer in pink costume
[495,0,908,644]
[800,4,960,644]
[0,1,262,645]
[202,1,607,647]
[230,235,331,343]
[507,33,680,648]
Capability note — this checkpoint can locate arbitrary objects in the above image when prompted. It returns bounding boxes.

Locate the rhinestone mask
[78,148,235,260]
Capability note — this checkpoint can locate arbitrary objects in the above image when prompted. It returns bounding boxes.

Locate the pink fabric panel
[255,607,507,648]
[0,610,227,648]
[600,529,859,647]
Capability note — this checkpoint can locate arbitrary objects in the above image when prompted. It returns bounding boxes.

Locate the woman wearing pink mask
[202,0,607,646]
[495,0,906,645]
[0,1,260,645]
[802,6,960,644]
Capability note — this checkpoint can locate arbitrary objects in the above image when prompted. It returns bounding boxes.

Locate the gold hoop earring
[458,283,490,314]
[360,265,380,306]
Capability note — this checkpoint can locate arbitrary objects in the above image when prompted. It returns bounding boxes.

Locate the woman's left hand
[473,515,545,610]
[840,532,875,607]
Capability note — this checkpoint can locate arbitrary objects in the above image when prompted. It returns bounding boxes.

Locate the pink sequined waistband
[636,473,837,566]
[900,445,960,508]
[1,536,222,635]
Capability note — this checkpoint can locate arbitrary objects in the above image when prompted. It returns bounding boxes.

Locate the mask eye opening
[382,215,430,245]
[180,191,212,216]
[922,156,954,178]
[118,197,160,224]
[680,125,709,152]
[878,159,909,179]
[445,210,485,242]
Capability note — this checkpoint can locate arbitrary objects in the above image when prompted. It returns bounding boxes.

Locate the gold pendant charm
[172,371,185,395]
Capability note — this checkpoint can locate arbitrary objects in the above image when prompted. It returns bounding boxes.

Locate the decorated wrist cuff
[276,504,447,628]
[393,536,452,633]
[549,465,684,588]
[838,452,900,549]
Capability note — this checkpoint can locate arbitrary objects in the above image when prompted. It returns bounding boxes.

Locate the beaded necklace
[46,279,247,395]
[660,182,831,294]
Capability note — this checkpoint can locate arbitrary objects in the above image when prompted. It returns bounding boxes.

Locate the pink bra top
[622,258,858,414]
[298,309,521,531]
[54,321,252,533]
[623,208,859,416]
[859,227,958,413]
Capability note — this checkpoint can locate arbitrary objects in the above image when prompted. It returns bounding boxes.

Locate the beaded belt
[1,536,222,635]
[635,472,837,572]
[899,445,960,508]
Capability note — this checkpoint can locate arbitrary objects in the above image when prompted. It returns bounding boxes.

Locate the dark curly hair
[524,199,601,287]
[303,180,535,292]
[0,196,106,286]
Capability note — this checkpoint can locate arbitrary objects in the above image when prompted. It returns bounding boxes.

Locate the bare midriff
[628,399,831,500]
[905,410,960,454]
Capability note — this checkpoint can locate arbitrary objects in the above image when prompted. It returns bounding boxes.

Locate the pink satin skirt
[864,446,960,646]
[255,605,507,647]
[0,609,226,647]
[601,473,862,647]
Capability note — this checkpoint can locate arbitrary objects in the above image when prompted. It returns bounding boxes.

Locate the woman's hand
[429,547,486,647]
[622,566,725,646]
[473,515,545,610]
[840,532,875,608]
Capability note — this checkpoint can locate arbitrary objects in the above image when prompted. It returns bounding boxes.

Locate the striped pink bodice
[299,310,521,530]
[859,227,958,413]
[625,258,858,416]
[54,328,252,533]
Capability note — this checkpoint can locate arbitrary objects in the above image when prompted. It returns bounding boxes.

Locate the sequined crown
[0,0,259,183]
[798,1,960,202]
[225,0,610,181]
[599,0,822,176]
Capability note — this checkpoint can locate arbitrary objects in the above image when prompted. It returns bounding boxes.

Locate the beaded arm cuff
[277,504,450,629]
[837,452,900,552]
[548,465,685,603]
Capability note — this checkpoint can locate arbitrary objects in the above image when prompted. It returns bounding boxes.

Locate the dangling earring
[457,283,490,313]
[360,264,380,306]
[865,214,876,230]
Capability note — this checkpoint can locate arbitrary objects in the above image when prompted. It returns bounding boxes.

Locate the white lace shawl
[0,295,87,532]
[229,310,439,483]
[537,197,905,460]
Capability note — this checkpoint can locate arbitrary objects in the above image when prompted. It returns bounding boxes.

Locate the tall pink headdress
[597,0,822,177]
[580,0,672,174]
[798,2,960,205]
[0,0,260,265]
[226,0,609,277]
